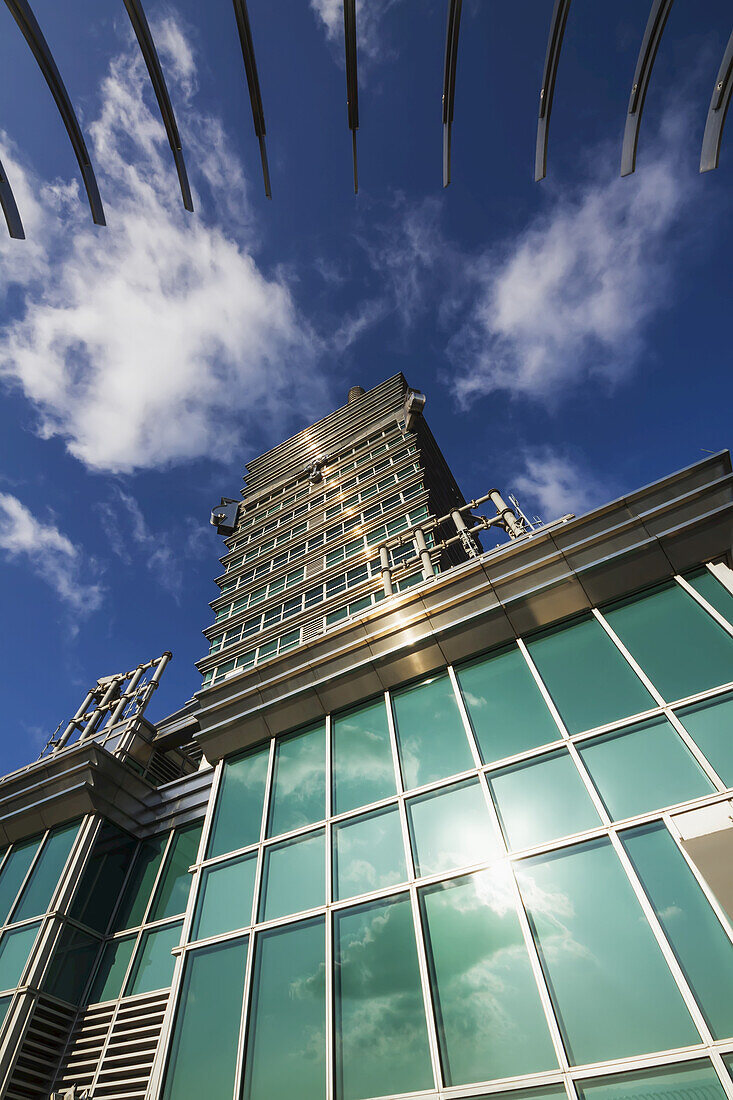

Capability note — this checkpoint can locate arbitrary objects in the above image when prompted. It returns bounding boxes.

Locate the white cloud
[0,21,327,475]
[512,448,610,522]
[451,115,692,406]
[0,493,104,612]
[310,0,406,63]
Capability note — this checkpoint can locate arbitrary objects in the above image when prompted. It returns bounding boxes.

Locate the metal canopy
[0,155,24,239]
[700,28,733,173]
[232,0,271,199]
[442,0,462,188]
[122,0,193,211]
[621,0,674,177]
[344,0,359,193]
[534,0,571,183]
[4,0,106,225]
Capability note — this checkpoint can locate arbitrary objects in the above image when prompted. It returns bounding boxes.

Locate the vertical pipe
[107,663,146,728]
[379,546,393,597]
[56,688,97,750]
[489,489,524,538]
[451,507,479,558]
[414,528,435,580]
[80,676,122,740]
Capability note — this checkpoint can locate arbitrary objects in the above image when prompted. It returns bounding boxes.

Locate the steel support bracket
[621,0,674,177]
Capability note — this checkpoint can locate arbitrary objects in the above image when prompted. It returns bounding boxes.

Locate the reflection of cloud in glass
[421,868,557,1084]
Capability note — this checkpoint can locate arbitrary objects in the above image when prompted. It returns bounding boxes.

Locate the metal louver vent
[301,618,323,643]
[4,995,76,1100]
[51,991,169,1100]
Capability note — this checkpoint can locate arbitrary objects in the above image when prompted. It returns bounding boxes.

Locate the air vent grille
[4,995,76,1100]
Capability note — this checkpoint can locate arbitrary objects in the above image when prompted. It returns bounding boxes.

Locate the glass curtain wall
[161,568,733,1100]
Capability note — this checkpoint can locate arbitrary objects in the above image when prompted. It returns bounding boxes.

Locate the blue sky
[0,0,730,773]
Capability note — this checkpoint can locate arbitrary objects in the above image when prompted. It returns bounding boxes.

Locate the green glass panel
[457,646,560,764]
[687,570,733,626]
[623,822,733,1039]
[259,830,324,922]
[578,717,714,820]
[392,674,474,790]
[724,1055,733,1081]
[407,779,502,877]
[489,751,600,851]
[112,834,168,931]
[88,936,135,1003]
[0,922,40,991]
[69,822,138,933]
[677,693,733,786]
[243,919,325,1100]
[576,1061,727,1100]
[11,823,78,922]
[517,838,699,1063]
[332,806,406,901]
[193,853,256,940]
[421,867,556,1085]
[332,699,396,815]
[527,617,654,735]
[208,746,269,859]
[0,995,11,1031]
[0,836,42,925]
[334,894,433,1100]
[44,925,100,1005]
[604,583,733,702]
[162,937,249,1100]
[125,921,182,996]
[149,823,202,922]
[267,723,326,838]
[467,1090,566,1100]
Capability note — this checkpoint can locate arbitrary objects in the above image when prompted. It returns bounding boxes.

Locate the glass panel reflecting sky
[576,1060,727,1100]
[408,779,502,877]
[112,834,167,932]
[604,583,733,702]
[0,837,42,925]
[686,570,733,626]
[243,919,325,1100]
[259,831,325,922]
[268,722,326,838]
[623,823,733,1040]
[11,823,78,923]
[332,806,406,902]
[527,617,654,735]
[208,747,269,859]
[194,853,257,940]
[392,674,474,789]
[457,646,560,764]
[517,839,699,1064]
[125,922,182,996]
[0,922,40,991]
[677,693,733,786]
[421,868,557,1085]
[163,937,248,1100]
[334,894,433,1100]
[149,823,202,922]
[332,699,396,815]
[489,751,600,851]
[578,717,713,820]
[88,936,135,1004]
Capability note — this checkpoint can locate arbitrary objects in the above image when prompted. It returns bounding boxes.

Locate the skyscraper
[0,375,732,1100]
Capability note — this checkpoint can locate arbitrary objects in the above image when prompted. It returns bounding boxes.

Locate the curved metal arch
[700,28,733,173]
[122,0,193,211]
[0,155,24,239]
[620,0,674,177]
[442,0,462,188]
[232,0,271,199]
[4,0,105,225]
[534,0,571,183]
[344,0,359,193]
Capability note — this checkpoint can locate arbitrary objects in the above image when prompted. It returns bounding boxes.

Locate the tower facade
[0,378,731,1100]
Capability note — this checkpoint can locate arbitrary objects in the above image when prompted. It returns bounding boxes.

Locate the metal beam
[700,28,733,173]
[343,0,359,193]
[442,0,462,187]
[3,0,105,225]
[535,0,571,182]
[620,0,674,177]
[122,0,193,211]
[232,0,271,199]
[0,155,24,239]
